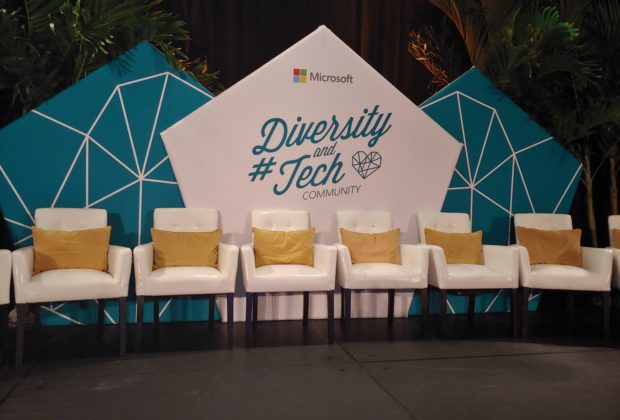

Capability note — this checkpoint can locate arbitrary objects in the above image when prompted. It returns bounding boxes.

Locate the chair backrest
[154,208,218,232]
[35,208,107,230]
[416,212,471,244]
[252,210,309,231]
[609,215,620,247]
[513,213,573,244]
[336,210,392,241]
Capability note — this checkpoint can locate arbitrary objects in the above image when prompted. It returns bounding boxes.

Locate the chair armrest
[483,245,519,278]
[133,243,153,296]
[12,246,34,303]
[240,243,256,290]
[0,250,11,305]
[400,244,429,280]
[516,245,532,275]
[218,242,239,278]
[426,244,448,286]
[108,245,132,296]
[581,246,613,281]
[313,244,337,287]
[335,244,353,287]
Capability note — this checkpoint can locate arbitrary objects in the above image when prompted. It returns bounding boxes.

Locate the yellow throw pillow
[253,227,314,267]
[32,226,111,274]
[516,226,582,267]
[339,228,401,264]
[151,228,221,269]
[424,229,483,264]
[612,228,620,249]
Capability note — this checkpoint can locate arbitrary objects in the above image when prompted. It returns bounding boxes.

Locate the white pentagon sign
[162,26,462,320]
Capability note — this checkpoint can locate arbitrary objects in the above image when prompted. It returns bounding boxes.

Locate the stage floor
[1,311,619,419]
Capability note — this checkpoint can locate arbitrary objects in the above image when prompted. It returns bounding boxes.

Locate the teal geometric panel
[418,67,582,315]
[0,42,215,325]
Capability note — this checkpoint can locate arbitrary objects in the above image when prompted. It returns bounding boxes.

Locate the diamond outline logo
[352,150,382,179]
[293,68,307,84]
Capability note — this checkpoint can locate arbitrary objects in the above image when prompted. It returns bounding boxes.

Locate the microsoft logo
[293,68,307,83]
[292,68,353,85]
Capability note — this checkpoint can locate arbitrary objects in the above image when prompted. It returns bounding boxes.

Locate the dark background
[164,0,439,104]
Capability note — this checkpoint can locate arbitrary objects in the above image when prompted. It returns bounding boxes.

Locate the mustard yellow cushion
[516,226,582,267]
[32,226,111,274]
[612,229,620,249]
[151,228,221,269]
[424,229,484,264]
[339,228,401,264]
[252,227,314,267]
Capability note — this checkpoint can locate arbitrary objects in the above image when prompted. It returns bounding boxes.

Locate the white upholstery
[154,208,218,231]
[608,215,620,289]
[336,211,428,290]
[35,208,107,230]
[241,211,337,293]
[0,250,11,305]
[514,214,612,292]
[336,210,393,240]
[133,208,239,297]
[416,211,471,243]
[416,212,518,290]
[252,210,309,231]
[513,213,572,234]
[12,209,132,304]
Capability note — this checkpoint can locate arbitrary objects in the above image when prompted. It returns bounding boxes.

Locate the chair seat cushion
[142,267,231,296]
[346,263,425,290]
[246,264,331,293]
[523,264,609,291]
[430,264,517,289]
[23,269,125,303]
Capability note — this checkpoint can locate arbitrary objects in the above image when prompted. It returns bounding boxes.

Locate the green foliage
[0,0,221,127]
[409,0,620,245]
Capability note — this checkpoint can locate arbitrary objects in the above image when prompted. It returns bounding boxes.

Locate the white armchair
[417,212,519,337]
[133,208,239,350]
[0,249,10,364]
[608,215,620,291]
[11,208,132,365]
[240,210,337,344]
[514,213,612,340]
[336,211,429,333]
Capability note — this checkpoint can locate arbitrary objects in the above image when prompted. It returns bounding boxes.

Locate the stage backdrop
[163,26,462,321]
[420,67,583,314]
[0,42,215,325]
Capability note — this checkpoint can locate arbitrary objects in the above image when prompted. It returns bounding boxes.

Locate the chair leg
[33,304,41,327]
[467,294,475,324]
[567,291,575,332]
[0,304,8,365]
[252,294,258,330]
[387,289,395,324]
[420,288,428,337]
[16,304,27,367]
[135,296,144,353]
[119,297,127,356]
[603,291,611,343]
[343,288,351,337]
[521,287,530,337]
[227,293,234,338]
[327,290,334,344]
[97,299,105,338]
[439,290,448,338]
[340,288,345,319]
[208,295,215,330]
[302,291,310,327]
[510,289,519,338]
[245,293,253,344]
[153,297,160,326]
